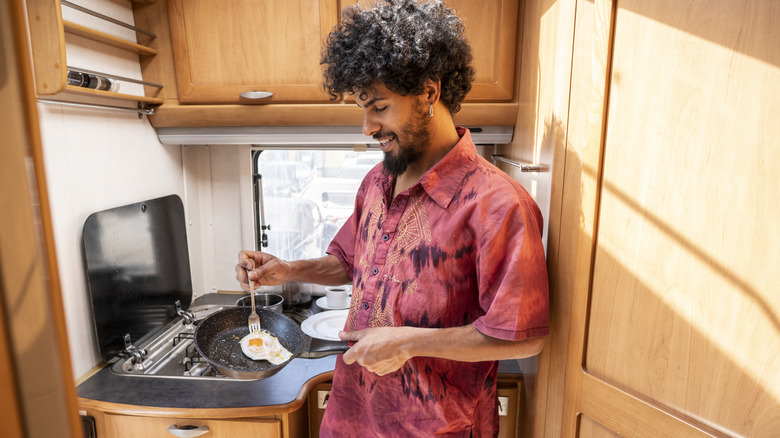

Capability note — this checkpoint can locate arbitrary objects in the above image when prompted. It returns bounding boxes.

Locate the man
[235,1,549,436]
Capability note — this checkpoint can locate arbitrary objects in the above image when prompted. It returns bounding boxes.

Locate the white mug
[325,286,350,308]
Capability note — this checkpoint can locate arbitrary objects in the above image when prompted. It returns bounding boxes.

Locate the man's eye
[375,106,388,113]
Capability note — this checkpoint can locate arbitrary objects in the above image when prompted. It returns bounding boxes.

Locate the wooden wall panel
[543,0,780,437]
[1,0,81,437]
[586,0,780,436]
[579,414,623,438]
[503,0,577,436]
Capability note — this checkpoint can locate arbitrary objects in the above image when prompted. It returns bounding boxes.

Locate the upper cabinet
[167,0,339,104]
[133,0,521,127]
[445,0,519,102]
[340,0,519,102]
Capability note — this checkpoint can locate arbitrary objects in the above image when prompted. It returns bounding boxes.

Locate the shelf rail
[37,99,155,116]
[68,66,164,89]
[491,155,545,172]
[60,0,156,38]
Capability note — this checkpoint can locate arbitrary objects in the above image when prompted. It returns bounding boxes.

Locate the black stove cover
[83,195,192,361]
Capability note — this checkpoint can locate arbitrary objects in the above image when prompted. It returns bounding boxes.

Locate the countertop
[76,292,523,412]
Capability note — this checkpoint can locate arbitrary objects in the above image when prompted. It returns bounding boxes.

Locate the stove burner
[110,305,235,380]
[173,331,194,346]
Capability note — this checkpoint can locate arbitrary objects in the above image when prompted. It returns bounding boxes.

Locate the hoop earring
[429,105,433,118]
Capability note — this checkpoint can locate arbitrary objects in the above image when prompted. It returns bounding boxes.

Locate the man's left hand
[338,327,414,376]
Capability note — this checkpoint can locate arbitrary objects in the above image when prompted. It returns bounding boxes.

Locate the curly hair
[321,0,475,114]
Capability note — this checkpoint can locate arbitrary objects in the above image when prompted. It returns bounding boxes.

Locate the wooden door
[1,0,81,437]
[168,0,339,104]
[557,0,780,437]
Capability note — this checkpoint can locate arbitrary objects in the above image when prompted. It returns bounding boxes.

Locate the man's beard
[380,103,431,177]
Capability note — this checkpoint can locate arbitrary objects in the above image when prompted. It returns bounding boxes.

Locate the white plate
[300,310,349,341]
[316,296,351,310]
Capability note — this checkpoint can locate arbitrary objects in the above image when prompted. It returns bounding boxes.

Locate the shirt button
[372,267,379,275]
[382,234,389,241]
[362,302,369,310]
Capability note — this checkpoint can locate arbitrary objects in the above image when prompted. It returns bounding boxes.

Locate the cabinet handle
[239,91,274,100]
[167,424,210,437]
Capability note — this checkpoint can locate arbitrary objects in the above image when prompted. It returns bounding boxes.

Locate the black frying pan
[194,307,303,380]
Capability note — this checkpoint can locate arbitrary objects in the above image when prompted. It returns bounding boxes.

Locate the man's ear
[423,78,442,106]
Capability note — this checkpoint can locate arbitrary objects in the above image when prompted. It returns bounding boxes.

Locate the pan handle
[167,424,210,437]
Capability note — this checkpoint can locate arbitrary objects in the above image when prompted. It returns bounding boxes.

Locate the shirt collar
[418,127,476,208]
[375,127,477,208]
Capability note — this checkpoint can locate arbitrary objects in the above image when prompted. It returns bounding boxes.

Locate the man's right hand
[235,250,292,290]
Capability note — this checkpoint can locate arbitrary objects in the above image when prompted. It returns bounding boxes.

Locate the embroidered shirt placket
[358,189,410,328]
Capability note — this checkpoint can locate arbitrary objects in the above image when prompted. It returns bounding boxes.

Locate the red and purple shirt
[321,128,549,437]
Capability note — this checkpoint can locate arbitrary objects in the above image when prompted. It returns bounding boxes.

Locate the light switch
[318,390,331,409]
[498,396,509,416]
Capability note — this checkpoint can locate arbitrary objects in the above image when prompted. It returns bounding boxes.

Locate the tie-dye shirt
[320,127,549,437]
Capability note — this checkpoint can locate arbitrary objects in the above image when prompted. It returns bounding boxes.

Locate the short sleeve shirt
[320,128,549,437]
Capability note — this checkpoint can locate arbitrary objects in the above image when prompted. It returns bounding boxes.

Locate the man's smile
[375,133,397,152]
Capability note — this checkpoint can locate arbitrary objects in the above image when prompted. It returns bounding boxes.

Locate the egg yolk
[248,338,265,348]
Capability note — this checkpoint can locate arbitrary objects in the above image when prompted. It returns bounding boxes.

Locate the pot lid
[83,195,193,361]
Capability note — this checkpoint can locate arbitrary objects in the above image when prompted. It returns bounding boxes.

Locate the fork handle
[248,270,256,309]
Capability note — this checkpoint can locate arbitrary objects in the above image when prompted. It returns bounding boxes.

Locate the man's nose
[362,112,380,137]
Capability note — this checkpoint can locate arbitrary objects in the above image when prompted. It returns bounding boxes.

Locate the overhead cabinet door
[168,0,339,104]
[448,0,519,101]
[345,0,520,102]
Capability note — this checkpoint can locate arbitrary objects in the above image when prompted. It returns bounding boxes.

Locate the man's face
[355,84,431,177]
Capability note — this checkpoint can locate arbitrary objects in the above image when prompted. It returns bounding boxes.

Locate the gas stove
[108,302,316,381]
[109,304,225,380]
[83,196,335,382]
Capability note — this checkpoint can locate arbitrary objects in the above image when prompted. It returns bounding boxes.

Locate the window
[253,149,383,261]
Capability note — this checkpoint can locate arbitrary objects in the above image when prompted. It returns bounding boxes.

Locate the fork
[247,271,262,334]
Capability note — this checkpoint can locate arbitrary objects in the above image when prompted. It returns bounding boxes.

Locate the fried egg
[239,331,292,365]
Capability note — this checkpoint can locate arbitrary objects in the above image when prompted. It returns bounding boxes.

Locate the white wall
[35,0,187,379]
[181,145,255,298]
[38,106,185,379]
[37,114,257,380]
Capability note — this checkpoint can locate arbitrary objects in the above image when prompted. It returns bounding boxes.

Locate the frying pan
[194,307,303,380]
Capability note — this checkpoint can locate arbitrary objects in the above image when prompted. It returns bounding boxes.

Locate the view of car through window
[256,150,383,261]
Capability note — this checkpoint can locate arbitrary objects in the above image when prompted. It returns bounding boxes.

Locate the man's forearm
[288,255,351,286]
[340,323,546,375]
[402,324,546,362]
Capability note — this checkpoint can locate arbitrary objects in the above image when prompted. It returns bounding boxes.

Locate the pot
[193,307,303,380]
[235,293,284,313]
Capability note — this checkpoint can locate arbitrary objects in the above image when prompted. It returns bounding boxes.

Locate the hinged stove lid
[83,194,193,361]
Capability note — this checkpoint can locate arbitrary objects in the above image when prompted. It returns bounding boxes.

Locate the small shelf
[63,20,157,56]
[63,85,163,105]
[26,0,162,114]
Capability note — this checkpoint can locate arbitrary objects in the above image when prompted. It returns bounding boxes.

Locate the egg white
[239,331,292,365]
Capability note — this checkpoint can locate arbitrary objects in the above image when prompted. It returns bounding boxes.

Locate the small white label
[498,396,509,416]
[318,390,331,409]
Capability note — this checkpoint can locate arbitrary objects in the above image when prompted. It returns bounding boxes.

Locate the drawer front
[104,414,281,438]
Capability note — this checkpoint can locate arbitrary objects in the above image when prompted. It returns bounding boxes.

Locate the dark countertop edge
[77,356,338,416]
[78,369,336,419]
[76,293,523,415]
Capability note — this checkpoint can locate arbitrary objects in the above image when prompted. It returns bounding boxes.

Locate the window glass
[256,150,383,260]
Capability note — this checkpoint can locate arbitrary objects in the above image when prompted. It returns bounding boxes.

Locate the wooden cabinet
[307,379,522,437]
[135,0,521,126]
[167,0,517,105]
[341,0,520,102]
[536,0,780,437]
[444,0,520,102]
[79,402,310,438]
[497,384,520,438]
[104,415,281,438]
[167,0,339,104]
